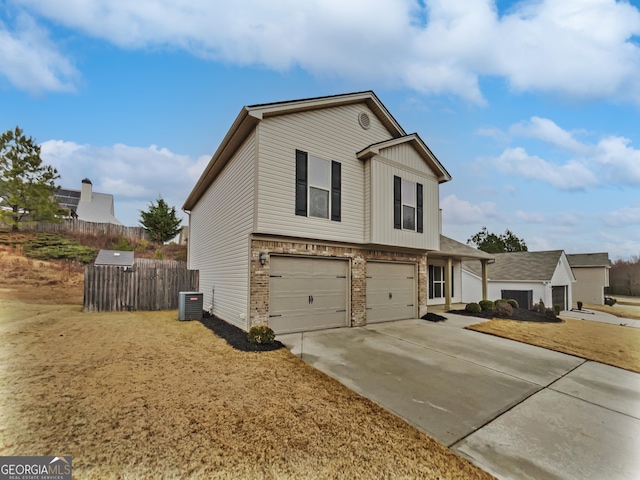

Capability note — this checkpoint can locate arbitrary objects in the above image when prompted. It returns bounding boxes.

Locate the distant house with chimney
[55,178,122,225]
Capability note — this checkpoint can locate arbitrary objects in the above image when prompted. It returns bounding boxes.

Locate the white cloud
[0,13,78,93]
[509,117,588,154]
[486,117,640,189]
[594,136,640,186]
[40,139,208,225]
[604,201,640,227]
[441,194,498,224]
[6,0,640,103]
[516,210,545,223]
[491,147,598,190]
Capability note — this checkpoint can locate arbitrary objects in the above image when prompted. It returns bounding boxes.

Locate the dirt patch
[0,246,494,479]
[467,317,640,373]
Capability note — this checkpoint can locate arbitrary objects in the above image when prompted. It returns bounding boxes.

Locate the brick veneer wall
[250,238,427,329]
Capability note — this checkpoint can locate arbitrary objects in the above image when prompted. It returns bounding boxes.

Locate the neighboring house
[462,250,576,310]
[567,253,611,305]
[183,91,489,334]
[55,179,122,225]
[428,235,495,310]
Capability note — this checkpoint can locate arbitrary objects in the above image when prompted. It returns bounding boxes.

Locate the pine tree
[0,126,62,231]
[139,196,183,243]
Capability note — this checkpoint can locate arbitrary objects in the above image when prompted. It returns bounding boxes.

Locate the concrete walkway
[562,307,640,328]
[278,314,640,480]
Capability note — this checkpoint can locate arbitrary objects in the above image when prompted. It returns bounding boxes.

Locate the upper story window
[295,150,341,221]
[394,175,423,233]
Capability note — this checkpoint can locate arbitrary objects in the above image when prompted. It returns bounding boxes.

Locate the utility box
[178,292,203,321]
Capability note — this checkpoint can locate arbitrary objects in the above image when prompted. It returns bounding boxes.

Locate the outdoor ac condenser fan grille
[178,292,203,321]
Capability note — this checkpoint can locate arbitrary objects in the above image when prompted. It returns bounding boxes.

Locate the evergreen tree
[139,196,183,243]
[0,127,62,231]
[467,227,528,253]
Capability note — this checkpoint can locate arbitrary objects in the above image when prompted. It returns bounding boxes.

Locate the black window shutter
[295,150,308,216]
[393,176,401,229]
[417,183,424,233]
[428,265,434,299]
[331,161,341,222]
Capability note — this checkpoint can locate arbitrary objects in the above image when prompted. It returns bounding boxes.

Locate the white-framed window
[393,175,423,233]
[402,178,416,231]
[295,150,341,221]
[428,264,454,299]
[308,155,330,219]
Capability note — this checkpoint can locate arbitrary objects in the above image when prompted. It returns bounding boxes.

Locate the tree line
[607,256,640,297]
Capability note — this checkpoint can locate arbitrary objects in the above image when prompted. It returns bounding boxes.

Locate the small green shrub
[247,325,276,344]
[479,300,494,311]
[506,299,519,309]
[465,302,481,314]
[545,307,557,319]
[154,248,164,260]
[554,304,561,315]
[112,237,135,251]
[494,301,514,318]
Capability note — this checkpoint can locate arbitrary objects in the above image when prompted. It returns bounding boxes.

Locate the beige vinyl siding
[256,104,393,243]
[370,158,440,249]
[188,131,255,329]
[572,267,607,305]
[379,143,439,180]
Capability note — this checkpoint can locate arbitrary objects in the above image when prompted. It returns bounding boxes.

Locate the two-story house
[183,91,486,334]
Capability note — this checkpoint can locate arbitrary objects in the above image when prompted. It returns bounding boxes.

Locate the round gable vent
[358,112,371,130]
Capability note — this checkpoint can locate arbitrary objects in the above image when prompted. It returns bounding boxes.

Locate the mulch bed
[199,312,285,352]
[422,312,447,322]
[450,308,563,323]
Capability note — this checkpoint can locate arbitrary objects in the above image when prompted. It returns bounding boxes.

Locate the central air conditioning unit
[178,292,203,321]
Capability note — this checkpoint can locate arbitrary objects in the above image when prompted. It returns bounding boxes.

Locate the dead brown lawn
[0,246,493,479]
[467,318,640,374]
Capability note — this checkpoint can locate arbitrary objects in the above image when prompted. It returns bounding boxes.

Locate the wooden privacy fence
[84,264,199,312]
[28,219,148,240]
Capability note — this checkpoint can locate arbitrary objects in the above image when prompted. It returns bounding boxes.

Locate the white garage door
[366,262,416,323]
[269,256,349,334]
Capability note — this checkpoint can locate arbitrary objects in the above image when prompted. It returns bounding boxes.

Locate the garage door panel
[269,256,349,334]
[366,262,416,324]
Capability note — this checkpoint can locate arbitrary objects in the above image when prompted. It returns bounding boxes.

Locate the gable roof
[183,91,411,211]
[357,134,451,183]
[432,235,495,260]
[464,250,567,282]
[566,253,611,268]
[55,187,122,225]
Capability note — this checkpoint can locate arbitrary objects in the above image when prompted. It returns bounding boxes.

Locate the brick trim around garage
[249,238,427,329]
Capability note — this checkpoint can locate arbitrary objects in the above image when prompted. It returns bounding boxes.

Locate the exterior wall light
[259,253,267,266]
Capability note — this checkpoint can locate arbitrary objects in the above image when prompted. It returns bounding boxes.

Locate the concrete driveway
[278,314,640,480]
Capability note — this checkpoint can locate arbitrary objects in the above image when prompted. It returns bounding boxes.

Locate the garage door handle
[389,292,392,299]
[309,295,314,304]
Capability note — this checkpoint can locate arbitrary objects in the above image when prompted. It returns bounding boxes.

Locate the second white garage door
[366,262,416,323]
[269,256,349,334]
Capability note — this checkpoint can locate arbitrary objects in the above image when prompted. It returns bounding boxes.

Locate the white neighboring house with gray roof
[462,250,576,310]
[566,253,611,306]
[55,179,122,225]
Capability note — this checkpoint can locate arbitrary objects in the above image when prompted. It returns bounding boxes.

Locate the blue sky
[1,0,639,260]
